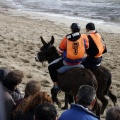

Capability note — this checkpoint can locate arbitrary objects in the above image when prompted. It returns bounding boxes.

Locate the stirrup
[53,85,61,93]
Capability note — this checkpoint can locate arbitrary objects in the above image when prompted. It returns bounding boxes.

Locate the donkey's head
[35,36,60,63]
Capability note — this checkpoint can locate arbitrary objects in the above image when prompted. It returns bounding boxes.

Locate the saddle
[58,64,84,74]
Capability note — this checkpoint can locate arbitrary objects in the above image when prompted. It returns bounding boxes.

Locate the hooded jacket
[86,31,107,58]
[59,32,89,65]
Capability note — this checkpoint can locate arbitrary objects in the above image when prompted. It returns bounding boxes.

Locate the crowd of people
[0,22,119,120]
[0,68,54,120]
[0,68,119,120]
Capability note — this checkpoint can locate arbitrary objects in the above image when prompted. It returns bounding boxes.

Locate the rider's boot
[53,82,61,93]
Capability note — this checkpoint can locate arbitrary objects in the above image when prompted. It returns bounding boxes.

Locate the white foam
[7,8,120,33]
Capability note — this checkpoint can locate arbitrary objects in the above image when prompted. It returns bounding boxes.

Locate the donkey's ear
[40,36,46,45]
[50,36,54,45]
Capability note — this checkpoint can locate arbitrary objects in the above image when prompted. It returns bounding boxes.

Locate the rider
[48,23,89,90]
[81,22,107,71]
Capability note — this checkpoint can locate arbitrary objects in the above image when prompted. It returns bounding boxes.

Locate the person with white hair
[58,85,100,120]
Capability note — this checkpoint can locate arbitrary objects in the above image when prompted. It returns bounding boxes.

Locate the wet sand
[0,8,120,119]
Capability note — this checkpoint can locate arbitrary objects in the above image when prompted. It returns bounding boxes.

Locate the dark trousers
[81,56,102,71]
[48,58,64,82]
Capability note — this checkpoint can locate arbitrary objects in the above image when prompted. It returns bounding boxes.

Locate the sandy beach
[0,8,120,119]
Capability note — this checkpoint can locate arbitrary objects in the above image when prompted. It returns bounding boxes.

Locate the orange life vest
[66,35,85,60]
[89,33,105,58]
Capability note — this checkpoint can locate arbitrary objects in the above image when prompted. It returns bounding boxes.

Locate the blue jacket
[58,104,100,120]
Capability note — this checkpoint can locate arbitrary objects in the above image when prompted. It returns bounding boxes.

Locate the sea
[0,0,120,27]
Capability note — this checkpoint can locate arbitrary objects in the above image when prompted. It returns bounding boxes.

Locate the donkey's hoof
[61,106,68,110]
[57,102,61,108]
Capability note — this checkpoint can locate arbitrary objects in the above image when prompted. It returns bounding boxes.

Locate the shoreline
[0,0,120,29]
[0,6,120,34]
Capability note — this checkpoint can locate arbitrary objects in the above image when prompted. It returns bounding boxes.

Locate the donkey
[35,36,117,114]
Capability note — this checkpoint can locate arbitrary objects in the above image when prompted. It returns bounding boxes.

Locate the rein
[45,20,67,34]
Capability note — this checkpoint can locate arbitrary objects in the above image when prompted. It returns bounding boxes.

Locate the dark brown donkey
[35,36,117,115]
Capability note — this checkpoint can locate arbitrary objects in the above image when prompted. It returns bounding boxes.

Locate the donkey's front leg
[51,88,61,108]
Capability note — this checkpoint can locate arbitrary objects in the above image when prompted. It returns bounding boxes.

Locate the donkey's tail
[105,73,117,105]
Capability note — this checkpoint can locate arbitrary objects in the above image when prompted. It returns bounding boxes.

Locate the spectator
[14,80,41,114]
[2,70,24,101]
[13,92,53,120]
[0,70,24,120]
[106,106,120,120]
[58,85,100,120]
[24,80,41,98]
[0,68,22,94]
[34,103,57,120]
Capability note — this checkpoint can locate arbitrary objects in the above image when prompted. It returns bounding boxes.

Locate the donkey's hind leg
[107,89,117,106]
[97,92,108,114]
